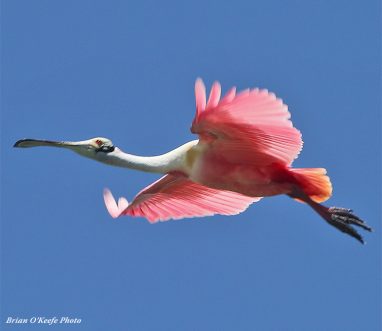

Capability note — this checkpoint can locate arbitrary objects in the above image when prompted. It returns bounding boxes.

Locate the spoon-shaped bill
[13,139,67,148]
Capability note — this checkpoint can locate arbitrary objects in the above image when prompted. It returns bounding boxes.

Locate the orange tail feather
[290,168,333,203]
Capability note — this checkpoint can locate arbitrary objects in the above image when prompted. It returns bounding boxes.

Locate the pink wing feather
[104,174,260,222]
[192,79,303,166]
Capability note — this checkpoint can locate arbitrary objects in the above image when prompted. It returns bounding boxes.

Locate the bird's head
[14,137,118,162]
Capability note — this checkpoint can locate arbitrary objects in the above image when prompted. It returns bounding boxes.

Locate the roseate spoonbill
[14,79,372,243]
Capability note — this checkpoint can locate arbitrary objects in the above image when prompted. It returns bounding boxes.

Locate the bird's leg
[288,190,373,244]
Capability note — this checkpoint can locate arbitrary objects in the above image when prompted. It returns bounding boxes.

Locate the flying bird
[14,79,372,243]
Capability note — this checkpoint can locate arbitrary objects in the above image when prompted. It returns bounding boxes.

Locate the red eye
[95,139,103,146]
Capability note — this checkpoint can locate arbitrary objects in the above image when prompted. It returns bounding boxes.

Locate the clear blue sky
[2,0,380,330]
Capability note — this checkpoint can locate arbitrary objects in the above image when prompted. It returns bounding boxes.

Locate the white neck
[97,140,198,174]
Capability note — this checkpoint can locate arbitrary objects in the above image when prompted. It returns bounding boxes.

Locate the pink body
[191,150,293,197]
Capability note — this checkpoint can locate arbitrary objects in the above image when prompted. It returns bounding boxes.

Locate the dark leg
[289,191,373,244]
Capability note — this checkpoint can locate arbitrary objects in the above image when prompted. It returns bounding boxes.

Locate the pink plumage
[192,79,302,166]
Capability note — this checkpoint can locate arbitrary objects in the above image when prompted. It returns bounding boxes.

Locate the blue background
[2,0,380,330]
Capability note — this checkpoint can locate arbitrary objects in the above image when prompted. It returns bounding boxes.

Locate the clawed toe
[328,207,372,232]
[326,207,373,244]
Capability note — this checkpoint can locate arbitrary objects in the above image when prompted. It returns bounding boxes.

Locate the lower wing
[103,174,261,223]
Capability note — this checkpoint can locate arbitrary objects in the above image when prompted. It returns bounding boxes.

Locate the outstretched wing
[103,174,260,222]
[191,79,303,166]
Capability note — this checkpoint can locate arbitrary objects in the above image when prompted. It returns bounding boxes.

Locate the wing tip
[103,188,129,219]
[195,78,206,112]
[206,81,222,109]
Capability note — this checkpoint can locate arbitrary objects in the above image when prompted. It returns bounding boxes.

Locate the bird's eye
[96,145,115,153]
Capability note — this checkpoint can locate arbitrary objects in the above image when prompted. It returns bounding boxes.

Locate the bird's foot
[325,207,373,244]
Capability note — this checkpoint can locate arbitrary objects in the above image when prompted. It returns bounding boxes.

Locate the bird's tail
[290,168,333,203]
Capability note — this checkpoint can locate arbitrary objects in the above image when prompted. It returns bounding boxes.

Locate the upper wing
[103,174,260,223]
[191,79,303,166]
